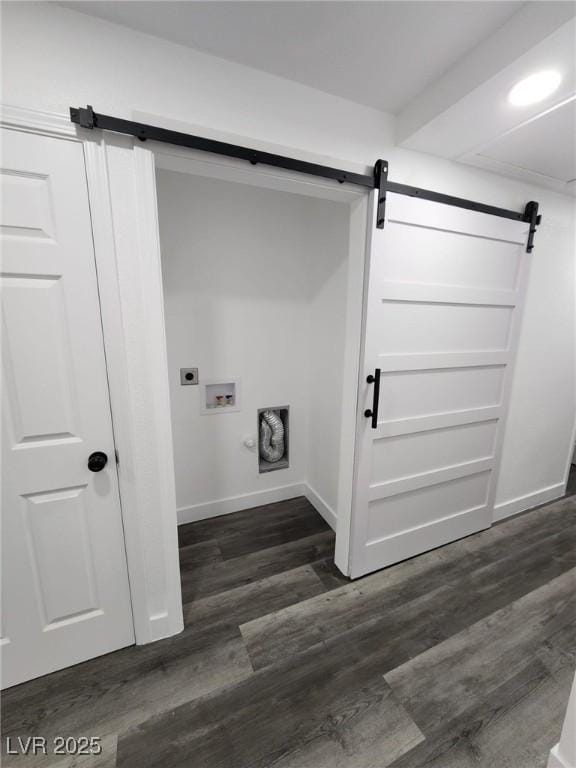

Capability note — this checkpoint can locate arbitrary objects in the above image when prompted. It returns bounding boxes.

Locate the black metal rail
[70,105,374,189]
[386,181,530,223]
[70,105,540,249]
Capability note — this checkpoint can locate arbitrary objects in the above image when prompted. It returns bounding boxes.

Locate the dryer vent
[258,407,289,473]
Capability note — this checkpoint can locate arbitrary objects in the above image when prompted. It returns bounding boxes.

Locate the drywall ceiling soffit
[397,2,575,142]
[398,8,576,196]
[478,99,575,182]
[58,0,523,113]
[463,98,576,196]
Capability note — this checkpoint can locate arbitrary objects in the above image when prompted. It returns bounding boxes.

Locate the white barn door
[349,190,531,578]
[1,129,134,688]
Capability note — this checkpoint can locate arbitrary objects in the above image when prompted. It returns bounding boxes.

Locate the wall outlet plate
[180,368,199,385]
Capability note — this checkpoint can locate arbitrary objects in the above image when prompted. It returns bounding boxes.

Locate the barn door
[1,128,134,687]
[349,190,531,579]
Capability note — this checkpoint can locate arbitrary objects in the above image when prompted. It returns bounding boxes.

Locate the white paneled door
[1,129,134,688]
[349,191,531,578]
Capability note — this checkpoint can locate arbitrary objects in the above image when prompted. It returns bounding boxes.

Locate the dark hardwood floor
[2,485,575,767]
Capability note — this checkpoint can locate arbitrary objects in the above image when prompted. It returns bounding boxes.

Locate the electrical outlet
[180,368,199,385]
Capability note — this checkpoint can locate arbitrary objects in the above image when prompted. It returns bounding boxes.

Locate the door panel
[2,276,78,441]
[380,220,522,291]
[23,486,99,625]
[366,472,491,541]
[378,366,506,422]
[1,128,134,688]
[363,472,492,573]
[371,420,498,483]
[349,191,530,578]
[378,302,513,354]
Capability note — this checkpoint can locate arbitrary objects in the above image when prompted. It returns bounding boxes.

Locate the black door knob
[88,451,108,472]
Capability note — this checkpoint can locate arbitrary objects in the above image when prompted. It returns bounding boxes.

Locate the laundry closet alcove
[157,159,361,534]
[153,144,368,577]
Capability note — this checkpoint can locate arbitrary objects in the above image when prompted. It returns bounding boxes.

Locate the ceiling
[60,0,576,195]
[59,1,523,113]
[404,8,576,195]
[475,99,576,187]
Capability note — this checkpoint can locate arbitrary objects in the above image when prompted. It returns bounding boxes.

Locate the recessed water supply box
[258,407,289,473]
[201,379,241,414]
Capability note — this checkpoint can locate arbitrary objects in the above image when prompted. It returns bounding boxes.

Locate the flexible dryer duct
[259,410,285,463]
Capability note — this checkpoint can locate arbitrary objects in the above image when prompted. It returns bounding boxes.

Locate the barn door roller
[70,105,540,251]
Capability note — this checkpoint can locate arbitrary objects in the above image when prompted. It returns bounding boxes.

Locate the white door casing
[1,128,134,688]
[349,190,531,578]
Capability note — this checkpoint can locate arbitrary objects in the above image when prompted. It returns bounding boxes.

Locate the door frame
[139,122,371,577]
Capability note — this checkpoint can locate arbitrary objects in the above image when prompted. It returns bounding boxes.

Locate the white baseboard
[177,481,339,530]
[177,483,305,525]
[304,484,337,531]
[493,483,565,523]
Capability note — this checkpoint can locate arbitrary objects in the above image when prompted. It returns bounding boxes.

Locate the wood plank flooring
[2,491,575,768]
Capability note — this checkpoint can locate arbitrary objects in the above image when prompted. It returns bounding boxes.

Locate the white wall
[3,1,574,518]
[495,211,576,517]
[156,169,349,523]
[306,214,350,518]
[0,2,394,169]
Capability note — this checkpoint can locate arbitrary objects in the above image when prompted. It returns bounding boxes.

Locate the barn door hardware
[69,106,374,189]
[374,159,388,229]
[69,105,540,248]
[77,104,95,129]
[364,368,381,430]
[524,201,541,253]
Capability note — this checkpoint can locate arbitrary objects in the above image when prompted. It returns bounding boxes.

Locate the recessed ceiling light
[508,71,562,106]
